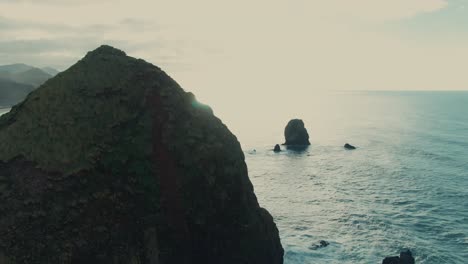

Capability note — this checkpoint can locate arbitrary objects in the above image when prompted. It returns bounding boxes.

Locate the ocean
[1,91,467,263]
[237,91,468,263]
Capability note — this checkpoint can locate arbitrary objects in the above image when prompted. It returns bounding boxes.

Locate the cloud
[0,14,188,70]
[0,0,465,95]
[289,0,449,22]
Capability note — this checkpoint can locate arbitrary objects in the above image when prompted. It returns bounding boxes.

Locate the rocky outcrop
[382,250,415,264]
[283,119,310,146]
[0,45,283,264]
[273,144,281,152]
[344,143,356,150]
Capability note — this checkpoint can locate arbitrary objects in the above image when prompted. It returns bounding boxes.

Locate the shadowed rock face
[0,45,283,264]
[283,119,310,146]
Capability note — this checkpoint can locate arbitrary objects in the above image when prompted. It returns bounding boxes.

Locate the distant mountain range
[41,66,60,76]
[0,63,59,108]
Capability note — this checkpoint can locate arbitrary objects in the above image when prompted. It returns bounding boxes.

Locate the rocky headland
[0,46,283,264]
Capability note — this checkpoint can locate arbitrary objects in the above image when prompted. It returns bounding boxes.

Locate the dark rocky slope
[0,45,283,264]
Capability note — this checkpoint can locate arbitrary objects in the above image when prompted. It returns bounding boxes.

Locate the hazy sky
[1,0,467,105]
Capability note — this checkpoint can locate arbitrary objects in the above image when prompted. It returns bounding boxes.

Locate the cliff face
[0,46,283,264]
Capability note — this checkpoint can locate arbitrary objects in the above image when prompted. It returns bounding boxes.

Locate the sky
[1,0,468,111]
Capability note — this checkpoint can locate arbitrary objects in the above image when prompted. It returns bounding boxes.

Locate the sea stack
[283,119,310,146]
[0,46,283,264]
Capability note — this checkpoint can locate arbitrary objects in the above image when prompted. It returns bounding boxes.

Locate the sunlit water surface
[236,92,468,263]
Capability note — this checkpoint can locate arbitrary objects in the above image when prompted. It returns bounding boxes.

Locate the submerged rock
[0,45,283,264]
[274,144,281,152]
[309,240,330,250]
[382,250,415,264]
[283,119,310,146]
[344,143,356,150]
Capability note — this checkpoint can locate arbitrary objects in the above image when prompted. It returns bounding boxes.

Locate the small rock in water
[344,143,356,150]
[319,240,329,247]
[273,144,281,152]
[309,240,330,250]
[382,250,415,264]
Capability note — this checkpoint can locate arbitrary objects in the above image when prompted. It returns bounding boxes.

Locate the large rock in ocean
[0,46,283,264]
[283,119,310,146]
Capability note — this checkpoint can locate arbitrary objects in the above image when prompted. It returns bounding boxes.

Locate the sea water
[237,92,468,263]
